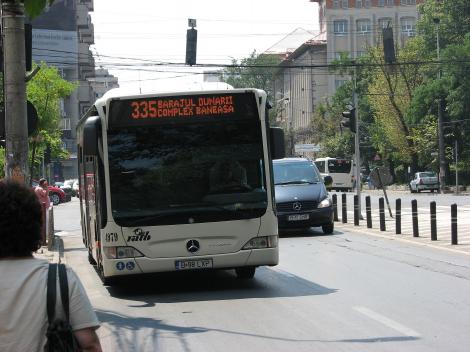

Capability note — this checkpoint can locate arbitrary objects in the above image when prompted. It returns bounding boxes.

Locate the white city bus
[314,157,354,192]
[76,86,285,284]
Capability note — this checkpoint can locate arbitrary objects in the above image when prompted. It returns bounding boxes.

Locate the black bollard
[332,194,338,222]
[412,199,419,237]
[354,195,359,226]
[396,198,401,235]
[342,193,347,223]
[379,197,386,231]
[430,201,437,241]
[365,196,372,228]
[451,204,458,245]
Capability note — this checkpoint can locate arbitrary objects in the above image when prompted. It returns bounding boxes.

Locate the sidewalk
[34,237,62,263]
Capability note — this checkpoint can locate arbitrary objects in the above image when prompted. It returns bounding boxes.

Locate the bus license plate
[288,214,309,221]
[175,258,213,270]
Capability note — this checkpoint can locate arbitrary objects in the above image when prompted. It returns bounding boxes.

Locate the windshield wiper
[275,181,317,185]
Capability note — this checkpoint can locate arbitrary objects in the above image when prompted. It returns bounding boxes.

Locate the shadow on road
[279,227,343,238]
[103,266,337,304]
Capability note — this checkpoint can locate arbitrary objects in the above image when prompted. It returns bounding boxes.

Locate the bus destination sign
[109,92,258,126]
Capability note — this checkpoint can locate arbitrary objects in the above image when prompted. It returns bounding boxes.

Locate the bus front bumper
[102,247,279,277]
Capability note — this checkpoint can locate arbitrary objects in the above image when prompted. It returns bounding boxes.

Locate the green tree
[220,50,281,122]
[24,0,56,18]
[26,62,76,181]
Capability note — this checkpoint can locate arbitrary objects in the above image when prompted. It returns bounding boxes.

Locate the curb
[335,222,470,256]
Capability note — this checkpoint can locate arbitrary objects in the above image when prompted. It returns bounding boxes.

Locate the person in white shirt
[0,181,102,352]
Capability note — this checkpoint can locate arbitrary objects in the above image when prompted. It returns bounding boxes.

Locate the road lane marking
[354,306,420,337]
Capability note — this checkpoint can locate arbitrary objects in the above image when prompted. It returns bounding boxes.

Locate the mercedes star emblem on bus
[186,240,200,253]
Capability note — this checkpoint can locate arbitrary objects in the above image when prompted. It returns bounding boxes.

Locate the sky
[89,0,319,92]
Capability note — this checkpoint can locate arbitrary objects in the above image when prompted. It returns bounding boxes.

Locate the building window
[378,17,393,29]
[342,0,348,9]
[357,19,372,34]
[335,79,348,89]
[401,17,416,36]
[335,51,350,60]
[386,0,394,5]
[400,0,416,5]
[334,20,348,35]
[333,0,340,9]
[356,51,366,57]
[378,0,385,6]
[364,0,371,8]
[356,0,362,8]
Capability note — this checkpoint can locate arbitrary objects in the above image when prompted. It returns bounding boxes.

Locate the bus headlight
[103,246,144,259]
[242,235,278,250]
[318,198,332,208]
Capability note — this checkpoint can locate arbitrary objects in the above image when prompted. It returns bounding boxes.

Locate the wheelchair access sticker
[116,262,125,271]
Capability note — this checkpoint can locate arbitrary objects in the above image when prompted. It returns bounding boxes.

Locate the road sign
[369,167,393,188]
[294,144,321,153]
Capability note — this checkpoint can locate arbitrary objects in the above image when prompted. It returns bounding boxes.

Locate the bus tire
[235,266,256,279]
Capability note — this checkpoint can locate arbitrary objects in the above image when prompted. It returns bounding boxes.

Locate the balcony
[79,0,94,11]
[79,23,94,45]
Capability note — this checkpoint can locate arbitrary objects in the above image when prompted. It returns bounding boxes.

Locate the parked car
[409,171,439,193]
[273,158,334,234]
[32,180,67,205]
[63,179,77,197]
[54,181,73,200]
[72,180,79,197]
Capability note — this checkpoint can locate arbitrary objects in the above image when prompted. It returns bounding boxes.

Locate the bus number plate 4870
[175,258,213,270]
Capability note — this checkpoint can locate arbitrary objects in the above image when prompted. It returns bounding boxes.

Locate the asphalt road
[55,198,470,352]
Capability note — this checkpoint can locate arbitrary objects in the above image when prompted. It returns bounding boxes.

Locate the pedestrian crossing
[335,203,470,253]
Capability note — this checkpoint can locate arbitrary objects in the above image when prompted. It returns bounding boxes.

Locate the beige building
[274,39,328,155]
[311,0,421,95]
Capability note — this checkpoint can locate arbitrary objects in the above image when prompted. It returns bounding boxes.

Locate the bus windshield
[107,119,267,227]
[327,159,351,173]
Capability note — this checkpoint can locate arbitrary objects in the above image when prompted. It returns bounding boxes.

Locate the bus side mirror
[270,127,285,160]
[83,116,100,156]
[324,175,333,186]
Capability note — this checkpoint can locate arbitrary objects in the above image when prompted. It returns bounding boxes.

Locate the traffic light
[185,28,197,66]
[44,145,51,165]
[341,108,356,133]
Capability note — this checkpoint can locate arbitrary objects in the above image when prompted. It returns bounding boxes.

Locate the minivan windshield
[273,161,321,185]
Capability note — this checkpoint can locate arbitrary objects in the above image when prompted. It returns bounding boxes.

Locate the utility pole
[434,17,446,192]
[2,1,29,183]
[353,65,361,218]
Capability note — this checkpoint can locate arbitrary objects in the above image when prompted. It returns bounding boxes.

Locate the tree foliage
[26,62,76,180]
[23,0,56,18]
[219,50,281,124]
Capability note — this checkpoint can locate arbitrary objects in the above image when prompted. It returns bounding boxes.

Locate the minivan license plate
[175,258,213,270]
[288,214,309,221]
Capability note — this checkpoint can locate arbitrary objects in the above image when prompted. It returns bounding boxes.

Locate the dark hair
[0,181,42,257]
[39,178,47,186]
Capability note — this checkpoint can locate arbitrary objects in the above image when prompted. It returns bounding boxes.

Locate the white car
[72,180,79,197]
[409,172,439,193]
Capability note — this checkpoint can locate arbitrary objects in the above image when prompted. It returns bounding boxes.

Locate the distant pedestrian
[34,178,51,209]
[0,181,102,352]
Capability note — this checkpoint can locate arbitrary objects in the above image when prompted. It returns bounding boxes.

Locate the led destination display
[109,92,258,126]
